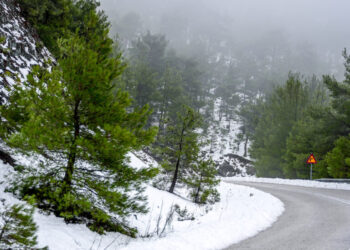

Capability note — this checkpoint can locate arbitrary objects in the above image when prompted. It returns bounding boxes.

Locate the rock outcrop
[217,154,255,177]
[0,0,50,103]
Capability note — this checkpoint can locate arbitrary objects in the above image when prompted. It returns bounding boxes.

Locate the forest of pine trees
[0,0,221,246]
[246,63,350,178]
[0,0,350,247]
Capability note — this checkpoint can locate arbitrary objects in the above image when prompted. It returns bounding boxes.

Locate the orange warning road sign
[306,153,317,164]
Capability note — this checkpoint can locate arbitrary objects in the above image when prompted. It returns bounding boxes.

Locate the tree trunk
[194,180,202,203]
[194,185,201,203]
[63,100,81,192]
[0,219,8,242]
[169,155,180,193]
[169,126,185,193]
[157,96,167,141]
[244,134,248,157]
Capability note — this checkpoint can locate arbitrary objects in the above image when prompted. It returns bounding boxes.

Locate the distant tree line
[241,53,350,179]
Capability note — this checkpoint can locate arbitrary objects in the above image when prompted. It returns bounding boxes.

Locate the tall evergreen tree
[18,0,73,56]
[129,31,167,74]
[325,136,350,178]
[235,99,264,158]
[159,106,201,193]
[282,77,333,178]
[250,74,309,177]
[320,49,350,178]
[157,66,184,137]
[323,49,350,136]
[283,108,336,178]
[1,35,157,235]
[18,0,109,57]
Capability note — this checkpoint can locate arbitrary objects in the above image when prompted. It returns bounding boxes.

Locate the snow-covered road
[225,182,350,250]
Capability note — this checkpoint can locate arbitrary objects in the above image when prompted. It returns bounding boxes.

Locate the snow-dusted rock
[0,0,50,103]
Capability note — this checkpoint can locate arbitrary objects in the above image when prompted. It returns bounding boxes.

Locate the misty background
[100,0,350,81]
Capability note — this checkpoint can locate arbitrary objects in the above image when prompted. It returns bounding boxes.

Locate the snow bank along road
[224,182,350,250]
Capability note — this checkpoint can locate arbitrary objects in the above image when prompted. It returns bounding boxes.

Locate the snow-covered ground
[0,0,51,87]
[202,98,245,162]
[201,97,254,177]
[226,177,350,191]
[0,153,284,250]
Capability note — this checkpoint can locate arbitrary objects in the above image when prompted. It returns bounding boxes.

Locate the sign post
[306,153,317,180]
[310,163,313,180]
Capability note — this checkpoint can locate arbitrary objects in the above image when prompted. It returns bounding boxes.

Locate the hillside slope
[0,152,283,250]
[202,97,255,177]
[0,0,50,103]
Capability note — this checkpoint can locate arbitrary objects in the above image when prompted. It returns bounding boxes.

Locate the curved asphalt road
[224,182,350,250]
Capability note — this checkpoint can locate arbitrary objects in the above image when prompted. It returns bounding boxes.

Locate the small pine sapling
[0,199,46,249]
[184,159,220,204]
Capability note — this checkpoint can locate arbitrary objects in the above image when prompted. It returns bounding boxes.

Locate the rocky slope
[0,0,254,177]
[0,0,50,104]
[202,97,255,176]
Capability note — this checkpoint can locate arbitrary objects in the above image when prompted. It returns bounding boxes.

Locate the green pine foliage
[158,106,201,193]
[153,105,220,203]
[235,99,264,158]
[0,200,45,249]
[283,106,340,179]
[282,77,333,178]
[326,136,350,178]
[1,35,157,235]
[125,32,206,126]
[129,31,168,74]
[184,159,220,204]
[250,74,310,177]
[17,0,73,56]
[17,0,109,57]
[157,66,185,137]
[320,49,350,178]
[323,49,350,135]
[248,50,350,179]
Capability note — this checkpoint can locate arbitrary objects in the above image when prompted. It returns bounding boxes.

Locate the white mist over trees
[100,0,350,80]
[98,0,350,179]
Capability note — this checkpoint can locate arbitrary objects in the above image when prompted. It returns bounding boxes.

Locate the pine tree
[18,0,73,56]
[129,31,168,74]
[282,77,333,179]
[157,66,184,138]
[1,35,157,235]
[323,49,350,136]
[159,106,201,193]
[250,74,309,177]
[184,159,220,204]
[325,136,350,178]
[18,0,110,57]
[235,99,263,158]
[0,200,45,249]
[319,49,350,178]
[181,59,205,112]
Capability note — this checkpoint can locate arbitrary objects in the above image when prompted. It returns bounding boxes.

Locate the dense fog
[100,0,350,79]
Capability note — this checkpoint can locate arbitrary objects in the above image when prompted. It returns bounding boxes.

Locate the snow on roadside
[0,154,284,250]
[225,177,350,191]
[120,182,284,250]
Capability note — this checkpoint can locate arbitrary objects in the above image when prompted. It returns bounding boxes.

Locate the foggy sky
[100,0,350,52]
[99,0,350,79]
